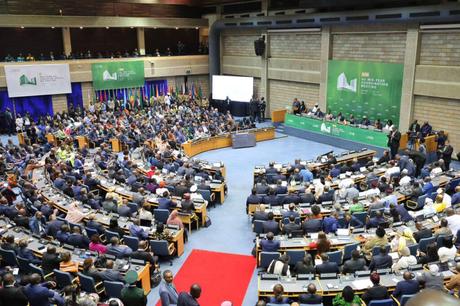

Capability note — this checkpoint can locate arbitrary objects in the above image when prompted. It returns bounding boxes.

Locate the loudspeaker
[254,38,265,56]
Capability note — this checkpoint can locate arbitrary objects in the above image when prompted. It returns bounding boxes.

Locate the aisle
[147,134,345,306]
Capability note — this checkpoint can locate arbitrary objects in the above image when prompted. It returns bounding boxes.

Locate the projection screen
[212,75,254,102]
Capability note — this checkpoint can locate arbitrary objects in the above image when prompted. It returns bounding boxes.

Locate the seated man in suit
[282,203,300,220]
[106,237,133,258]
[177,284,201,306]
[86,214,105,235]
[41,246,61,275]
[362,272,390,304]
[99,259,125,283]
[130,240,157,267]
[283,188,300,205]
[129,218,149,240]
[159,270,179,306]
[274,180,287,195]
[299,283,322,305]
[342,250,367,274]
[24,273,64,306]
[0,273,28,306]
[253,204,268,222]
[302,213,322,234]
[45,214,65,237]
[393,271,420,301]
[246,188,261,213]
[369,246,393,271]
[118,200,133,218]
[282,215,301,235]
[18,239,41,265]
[413,221,433,242]
[158,191,177,210]
[259,232,280,252]
[315,253,340,275]
[67,226,90,249]
[263,212,280,235]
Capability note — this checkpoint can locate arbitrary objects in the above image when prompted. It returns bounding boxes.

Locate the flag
[191,83,195,99]
[123,88,127,107]
[198,85,203,99]
[175,83,179,96]
[155,84,159,98]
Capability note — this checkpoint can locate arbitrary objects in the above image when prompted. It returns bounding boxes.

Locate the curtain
[0,90,53,121]
[66,83,83,110]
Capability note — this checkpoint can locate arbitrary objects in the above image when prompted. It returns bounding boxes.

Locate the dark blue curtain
[67,83,83,110]
[0,90,53,121]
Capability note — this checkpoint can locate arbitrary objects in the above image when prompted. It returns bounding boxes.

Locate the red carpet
[157,249,256,306]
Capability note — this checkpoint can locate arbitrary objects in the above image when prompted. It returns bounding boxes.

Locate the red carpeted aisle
[157,249,256,306]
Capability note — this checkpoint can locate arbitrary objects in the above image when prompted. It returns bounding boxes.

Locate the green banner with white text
[326,60,403,126]
[91,61,144,90]
[285,114,389,148]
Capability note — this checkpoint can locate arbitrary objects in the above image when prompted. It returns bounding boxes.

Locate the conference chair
[53,269,77,289]
[17,256,32,274]
[408,243,419,257]
[104,281,124,299]
[124,235,139,251]
[0,248,18,266]
[369,208,385,218]
[446,177,460,194]
[372,245,390,256]
[105,230,120,241]
[153,208,170,224]
[436,235,453,248]
[367,298,394,306]
[253,220,265,235]
[85,227,99,238]
[150,240,175,266]
[327,250,343,266]
[29,264,54,281]
[127,202,139,214]
[406,194,428,210]
[78,272,104,294]
[392,294,416,306]
[352,211,367,226]
[286,250,306,266]
[197,189,216,208]
[342,242,360,262]
[419,236,436,253]
[259,251,280,270]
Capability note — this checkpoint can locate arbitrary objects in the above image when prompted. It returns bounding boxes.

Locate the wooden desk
[182,127,276,157]
[77,136,89,150]
[399,133,440,153]
[271,109,287,123]
[137,263,151,293]
[111,138,122,152]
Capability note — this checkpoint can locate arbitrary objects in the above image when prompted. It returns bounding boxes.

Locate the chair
[104,281,124,299]
[406,194,428,210]
[253,220,265,235]
[197,189,216,207]
[368,299,394,306]
[408,243,419,257]
[17,256,31,274]
[286,250,306,266]
[369,208,384,218]
[446,177,460,194]
[342,242,360,262]
[150,240,175,265]
[419,236,436,253]
[372,245,390,256]
[0,248,18,266]
[153,209,170,224]
[29,264,54,280]
[127,202,139,214]
[78,272,104,294]
[85,227,99,238]
[352,212,367,225]
[327,250,343,266]
[436,235,453,248]
[53,269,77,289]
[105,230,120,241]
[178,212,199,232]
[124,235,139,251]
[259,252,280,269]
[400,294,416,306]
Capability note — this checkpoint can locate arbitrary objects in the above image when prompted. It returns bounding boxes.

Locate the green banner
[91,61,145,90]
[285,114,389,148]
[327,60,403,125]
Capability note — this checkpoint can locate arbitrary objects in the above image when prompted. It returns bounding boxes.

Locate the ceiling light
[106,26,110,29]
[80,26,83,29]
[175,27,179,30]
[130,26,134,29]
[20,26,24,29]
[51,26,55,29]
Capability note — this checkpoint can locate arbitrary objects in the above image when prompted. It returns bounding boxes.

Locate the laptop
[140,219,152,227]
[337,228,350,238]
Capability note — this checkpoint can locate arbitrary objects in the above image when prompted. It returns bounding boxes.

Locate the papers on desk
[352,279,373,290]
[310,233,318,239]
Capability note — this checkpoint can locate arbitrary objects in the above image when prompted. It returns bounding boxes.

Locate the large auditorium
[1,1,460,306]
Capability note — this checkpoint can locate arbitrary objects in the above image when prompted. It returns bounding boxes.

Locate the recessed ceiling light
[130,26,134,29]
[20,26,24,29]
[175,27,179,30]
[80,26,83,29]
[195,27,199,30]
[51,26,55,29]
[106,26,110,29]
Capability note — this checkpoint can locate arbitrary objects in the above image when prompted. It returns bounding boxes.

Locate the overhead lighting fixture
[175,27,179,30]
[80,26,83,29]
[130,26,134,29]
[20,26,24,29]
[195,27,199,30]
[106,26,110,29]
[51,26,55,29]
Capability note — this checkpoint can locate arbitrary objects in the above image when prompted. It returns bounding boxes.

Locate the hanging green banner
[91,61,145,90]
[327,60,403,125]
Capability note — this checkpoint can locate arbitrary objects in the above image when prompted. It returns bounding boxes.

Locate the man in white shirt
[437,188,451,207]
[399,170,412,187]
[445,208,460,236]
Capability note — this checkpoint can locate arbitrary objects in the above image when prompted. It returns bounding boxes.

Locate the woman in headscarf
[166,210,184,229]
[65,201,86,223]
[391,228,416,252]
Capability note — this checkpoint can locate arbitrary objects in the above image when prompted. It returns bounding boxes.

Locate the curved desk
[181,127,276,158]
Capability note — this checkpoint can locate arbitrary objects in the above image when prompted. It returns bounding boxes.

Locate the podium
[77,136,89,150]
[111,138,122,152]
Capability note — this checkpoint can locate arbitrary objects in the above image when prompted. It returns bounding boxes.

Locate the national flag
[191,83,195,99]
[123,88,127,107]
[155,84,159,98]
[198,85,203,99]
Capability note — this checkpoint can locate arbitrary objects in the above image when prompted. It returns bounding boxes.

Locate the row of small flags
[89,82,203,106]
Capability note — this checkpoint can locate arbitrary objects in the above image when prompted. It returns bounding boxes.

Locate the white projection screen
[212,75,254,102]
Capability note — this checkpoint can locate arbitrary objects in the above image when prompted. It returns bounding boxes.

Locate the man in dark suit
[342,250,367,274]
[413,221,432,242]
[45,215,64,237]
[67,226,90,249]
[362,272,390,304]
[255,180,270,194]
[263,189,281,206]
[274,180,288,195]
[388,126,401,160]
[158,192,177,210]
[130,240,157,266]
[253,204,268,222]
[283,189,300,205]
[315,254,340,275]
[99,260,125,282]
[23,273,64,306]
[282,215,301,235]
[159,270,179,306]
[0,273,28,306]
[393,271,420,301]
[246,188,262,212]
[41,246,61,275]
[302,214,322,234]
[298,283,322,305]
[263,212,280,235]
[86,214,106,235]
[259,232,280,252]
[369,246,393,271]
[177,284,201,306]
[282,203,300,220]
[317,185,334,203]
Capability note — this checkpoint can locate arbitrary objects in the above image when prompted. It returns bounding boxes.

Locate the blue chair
[419,236,436,253]
[197,189,216,207]
[372,245,390,256]
[85,227,99,238]
[150,240,175,265]
[105,230,120,241]
[17,256,31,274]
[153,209,170,224]
[78,272,104,294]
[327,250,343,266]
[124,235,139,251]
[406,194,428,210]
[342,242,360,262]
[400,294,416,306]
[0,248,18,266]
[446,177,460,193]
[408,243,419,257]
[29,264,53,280]
[104,281,124,299]
[127,202,139,214]
[259,252,280,269]
[436,235,453,248]
[369,208,384,218]
[253,220,265,235]
[352,212,367,225]
[368,299,393,306]
[286,250,306,266]
[53,269,76,289]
